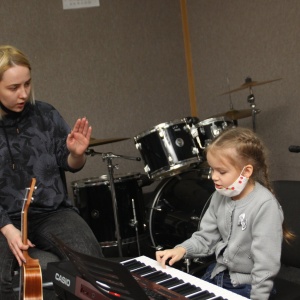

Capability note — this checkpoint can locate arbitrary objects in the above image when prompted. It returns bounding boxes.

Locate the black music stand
[51,236,149,300]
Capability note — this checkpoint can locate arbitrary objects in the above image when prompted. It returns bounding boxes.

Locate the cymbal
[211,109,257,120]
[89,137,130,147]
[220,77,282,95]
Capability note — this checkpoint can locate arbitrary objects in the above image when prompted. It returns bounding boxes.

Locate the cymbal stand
[86,148,141,257]
[226,75,238,127]
[247,87,260,132]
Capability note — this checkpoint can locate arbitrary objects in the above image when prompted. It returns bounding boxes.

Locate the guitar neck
[19,178,43,300]
[21,178,36,245]
[21,211,28,245]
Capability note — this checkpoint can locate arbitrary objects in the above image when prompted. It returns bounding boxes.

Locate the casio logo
[55,272,71,287]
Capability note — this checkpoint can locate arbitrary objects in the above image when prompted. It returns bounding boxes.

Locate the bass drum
[149,166,215,250]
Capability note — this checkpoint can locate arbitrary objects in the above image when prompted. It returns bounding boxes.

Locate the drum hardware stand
[130,198,141,256]
[85,148,141,257]
[183,258,191,274]
[247,87,261,132]
[226,75,238,127]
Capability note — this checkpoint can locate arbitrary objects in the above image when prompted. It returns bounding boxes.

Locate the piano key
[170,282,192,292]
[122,256,248,300]
[188,291,217,300]
[158,277,185,288]
[133,265,156,275]
[147,272,173,283]
[121,259,143,268]
[179,286,202,296]
[142,270,163,279]
[126,262,146,271]
[171,282,198,294]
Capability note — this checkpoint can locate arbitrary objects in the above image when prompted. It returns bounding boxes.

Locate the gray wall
[1,0,191,198]
[1,0,300,201]
[187,0,300,181]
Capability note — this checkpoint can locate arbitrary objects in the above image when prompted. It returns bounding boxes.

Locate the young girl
[156,127,294,300]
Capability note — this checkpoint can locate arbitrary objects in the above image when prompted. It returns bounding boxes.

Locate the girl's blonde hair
[206,127,295,244]
[206,127,271,190]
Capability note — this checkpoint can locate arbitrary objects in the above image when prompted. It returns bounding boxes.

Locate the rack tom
[134,118,201,180]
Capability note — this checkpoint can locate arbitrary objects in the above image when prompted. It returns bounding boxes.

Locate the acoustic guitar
[19,178,43,300]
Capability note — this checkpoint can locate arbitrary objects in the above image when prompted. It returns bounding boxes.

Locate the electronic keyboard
[48,255,247,299]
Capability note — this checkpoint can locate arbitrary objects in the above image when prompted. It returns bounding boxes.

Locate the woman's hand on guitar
[1,224,34,266]
[156,247,187,269]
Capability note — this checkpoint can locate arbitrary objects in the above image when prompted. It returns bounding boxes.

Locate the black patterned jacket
[0,101,80,227]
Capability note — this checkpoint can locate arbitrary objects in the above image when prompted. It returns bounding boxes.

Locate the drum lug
[211,124,222,137]
[222,121,229,130]
[190,126,199,139]
[144,165,151,173]
[159,129,165,138]
[192,147,199,155]
[135,142,142,150]
[168,156,174,164]
[183,124,191,133]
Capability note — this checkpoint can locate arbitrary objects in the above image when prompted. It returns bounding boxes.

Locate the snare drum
[194,116,234,149]
[134,118,201,180]
[72,173,146,247]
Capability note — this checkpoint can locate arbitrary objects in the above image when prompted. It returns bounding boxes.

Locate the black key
[181,286,202,296]
[171,282,193,294]
[125,261,146,271]
[132,265,155,275]
[152,273,172,283]
[142,270,163,280]
[188,290,216,300]
[122,259,142,268]
[121,259,136,266]
[159,277,184,288]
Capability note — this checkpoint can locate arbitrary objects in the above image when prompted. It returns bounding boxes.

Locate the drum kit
[72,77,281,257]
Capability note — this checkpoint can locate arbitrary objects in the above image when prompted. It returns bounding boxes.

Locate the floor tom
[72,173,146,247]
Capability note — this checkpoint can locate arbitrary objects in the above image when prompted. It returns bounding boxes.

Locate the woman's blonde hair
[0,45,35,103]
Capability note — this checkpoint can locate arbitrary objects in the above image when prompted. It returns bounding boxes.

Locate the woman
[0,45,103,299]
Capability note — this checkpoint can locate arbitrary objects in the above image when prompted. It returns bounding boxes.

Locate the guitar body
[19,178,43,300]
[20,252,43,300]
